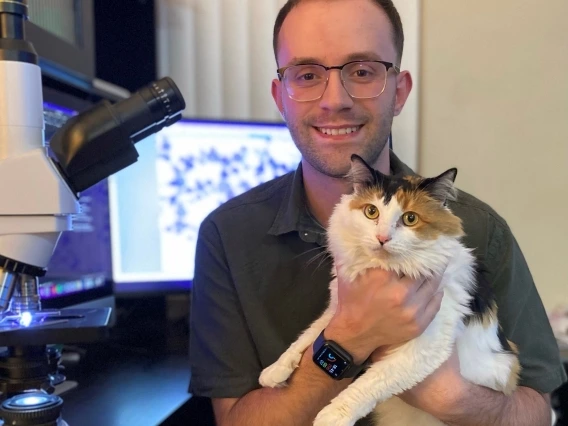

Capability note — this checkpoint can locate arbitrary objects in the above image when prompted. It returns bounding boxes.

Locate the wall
[155,0,286,120]
[391,0,420,170]
[420,1,568,311]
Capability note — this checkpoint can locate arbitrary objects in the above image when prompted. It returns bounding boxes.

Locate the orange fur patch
[480,301,498,328]
[503,350,521,395]
[403,176,423,185]
[396,189,463,240]
[349,188,382,211]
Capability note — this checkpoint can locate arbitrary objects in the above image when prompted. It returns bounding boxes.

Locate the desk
[58,343,190,426]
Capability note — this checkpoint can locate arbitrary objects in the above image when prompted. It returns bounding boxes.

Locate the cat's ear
[347,154,376,193]
[418,168,458,204]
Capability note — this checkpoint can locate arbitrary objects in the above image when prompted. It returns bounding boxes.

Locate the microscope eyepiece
[0,0,36,64]
[49,77,186,194]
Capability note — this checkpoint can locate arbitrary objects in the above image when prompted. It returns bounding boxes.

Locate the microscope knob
[0,392,63,425]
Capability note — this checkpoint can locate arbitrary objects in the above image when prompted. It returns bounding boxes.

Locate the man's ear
[394,70,413,117]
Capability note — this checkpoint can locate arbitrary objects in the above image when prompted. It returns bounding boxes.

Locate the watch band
[312,329,367,379]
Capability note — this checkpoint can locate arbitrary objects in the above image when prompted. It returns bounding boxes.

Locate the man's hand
[326,268,445,364]
[398,344,469,417]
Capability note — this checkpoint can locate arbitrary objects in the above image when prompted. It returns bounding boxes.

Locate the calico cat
[259,154,520,426]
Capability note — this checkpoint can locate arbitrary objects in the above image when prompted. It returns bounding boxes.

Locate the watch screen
[314,345,349,378]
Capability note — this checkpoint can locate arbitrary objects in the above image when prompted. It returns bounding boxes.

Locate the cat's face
[328,155,464,276]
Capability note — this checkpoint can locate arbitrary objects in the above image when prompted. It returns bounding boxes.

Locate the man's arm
[399,348,552,426]
[213,346,350,426]
[441,385,551,426]
[210,268,444,426]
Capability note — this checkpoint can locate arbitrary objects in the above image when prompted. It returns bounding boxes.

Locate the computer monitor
[39,89,114,312]
[109,119,302,295]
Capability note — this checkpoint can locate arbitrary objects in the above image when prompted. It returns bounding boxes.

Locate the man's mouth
[315,125,363,136]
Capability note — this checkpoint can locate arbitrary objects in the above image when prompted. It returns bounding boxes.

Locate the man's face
[273,0,409,178]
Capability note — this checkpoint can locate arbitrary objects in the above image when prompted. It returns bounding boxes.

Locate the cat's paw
[313,407,356,426]
[259,352,302,388]
[259,363,293,388]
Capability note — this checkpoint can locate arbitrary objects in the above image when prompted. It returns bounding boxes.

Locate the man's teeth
[317,126,361,136]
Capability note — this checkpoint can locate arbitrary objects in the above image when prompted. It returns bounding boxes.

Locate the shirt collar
[268,150,416,240]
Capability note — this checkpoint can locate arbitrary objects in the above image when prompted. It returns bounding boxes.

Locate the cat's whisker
[293,245,328,260]
[294,246,328,266]
[306,249,332,270]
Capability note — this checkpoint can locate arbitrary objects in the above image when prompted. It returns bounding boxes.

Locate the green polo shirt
[189,151,567,424]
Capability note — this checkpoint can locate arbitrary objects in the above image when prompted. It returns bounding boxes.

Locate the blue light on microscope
[19,311,32,327]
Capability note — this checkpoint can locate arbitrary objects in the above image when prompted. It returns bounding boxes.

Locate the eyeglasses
[277,60,400,102]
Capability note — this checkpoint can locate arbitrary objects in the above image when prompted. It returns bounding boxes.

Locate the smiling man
[188,1,567,425]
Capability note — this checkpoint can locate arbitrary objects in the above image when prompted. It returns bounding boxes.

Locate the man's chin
[310,161,351,179]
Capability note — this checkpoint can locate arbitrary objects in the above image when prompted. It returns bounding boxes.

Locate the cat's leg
[457,318,521,395]
[259,298,337,388]
[313,318,457,426]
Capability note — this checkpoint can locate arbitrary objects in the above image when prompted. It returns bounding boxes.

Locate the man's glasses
[277,60,400,102]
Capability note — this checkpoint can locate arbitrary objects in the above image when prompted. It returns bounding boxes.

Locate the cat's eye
[402,212,419,226]
[363,204,379,220]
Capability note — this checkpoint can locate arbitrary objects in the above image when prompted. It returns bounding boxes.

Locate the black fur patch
[367,172,413,205]
[463,265,496,326]
[497,325,514,353]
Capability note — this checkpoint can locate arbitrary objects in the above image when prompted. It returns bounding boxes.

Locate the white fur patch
[457,320,518,392]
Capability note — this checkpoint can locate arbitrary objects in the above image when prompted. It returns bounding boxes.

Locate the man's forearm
[438,384,551,426]
[223,347,349,426]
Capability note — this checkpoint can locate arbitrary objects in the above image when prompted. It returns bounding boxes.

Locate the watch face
[314,345,349,378]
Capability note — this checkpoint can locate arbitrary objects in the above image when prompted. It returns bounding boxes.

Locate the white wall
[392,0,420,170]
[156,0,284,120]
[420,0,568,311]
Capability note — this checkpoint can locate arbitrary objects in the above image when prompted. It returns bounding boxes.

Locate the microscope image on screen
[109,121,302,287]
[156,123,302,280]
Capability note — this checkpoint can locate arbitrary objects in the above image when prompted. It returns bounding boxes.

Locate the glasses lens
[341,61,388,98]
[283,65,327,101]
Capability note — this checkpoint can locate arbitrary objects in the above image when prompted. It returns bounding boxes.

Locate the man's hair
[273,0,404,65]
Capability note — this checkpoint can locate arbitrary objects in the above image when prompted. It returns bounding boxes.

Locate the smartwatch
[312,329,366,380]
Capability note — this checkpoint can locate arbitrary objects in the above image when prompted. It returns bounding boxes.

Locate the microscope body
[0,56,80,314]
[0,0,82,322]
[0,1,185,423]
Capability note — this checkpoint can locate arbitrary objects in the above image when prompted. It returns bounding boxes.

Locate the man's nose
[318,71,354,111]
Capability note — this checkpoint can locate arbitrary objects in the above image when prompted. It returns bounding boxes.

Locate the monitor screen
[40,98,114,310]
[109,119,301,294]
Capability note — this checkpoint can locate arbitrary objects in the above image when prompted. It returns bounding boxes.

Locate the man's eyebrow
[344,52,385,62]
[284,52,385,67]
[286,56,322,66]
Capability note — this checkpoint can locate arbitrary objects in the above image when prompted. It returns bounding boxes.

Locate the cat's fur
[259,155,520,426]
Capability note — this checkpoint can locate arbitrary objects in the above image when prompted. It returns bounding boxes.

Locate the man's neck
[302,147,390,228]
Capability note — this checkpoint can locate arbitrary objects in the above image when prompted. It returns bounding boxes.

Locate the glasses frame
[276,60,401,102]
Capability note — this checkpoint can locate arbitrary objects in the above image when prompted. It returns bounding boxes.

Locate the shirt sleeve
[189,217,262,398]
[486,215,568,394]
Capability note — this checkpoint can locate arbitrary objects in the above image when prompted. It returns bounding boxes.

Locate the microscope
[0,1,186,424]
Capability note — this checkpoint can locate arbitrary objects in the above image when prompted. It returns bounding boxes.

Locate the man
[189,0,567,425]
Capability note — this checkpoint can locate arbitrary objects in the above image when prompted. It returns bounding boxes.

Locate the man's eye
[299,73,316,81]
[352,69,375,79]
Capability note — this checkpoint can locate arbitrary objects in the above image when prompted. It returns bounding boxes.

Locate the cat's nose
[377,234,391,245]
